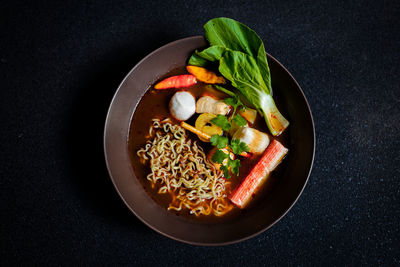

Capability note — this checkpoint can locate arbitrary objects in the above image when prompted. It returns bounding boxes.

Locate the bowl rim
[103,36,315,246]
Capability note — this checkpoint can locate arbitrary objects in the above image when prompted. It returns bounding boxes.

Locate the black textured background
[1,0,399,265]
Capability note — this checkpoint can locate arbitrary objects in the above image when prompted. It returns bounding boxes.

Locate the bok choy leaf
[204,18,272,92]
[219,50,289,135]
[189,17,289,135]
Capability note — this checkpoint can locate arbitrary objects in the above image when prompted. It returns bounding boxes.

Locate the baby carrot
[229,140,288,208]
[154,75,197,90]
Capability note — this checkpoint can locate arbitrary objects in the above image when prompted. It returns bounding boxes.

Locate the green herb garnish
[212,148,229,164]
[210,135,229,149]
[232,114,247,127]
[230,138,249,155]
[229,158,241,176]
[210,135,249,178]
[220,164,230,179]
[210,115,231,131]
[208,88,251,178]
[224,95,243,116]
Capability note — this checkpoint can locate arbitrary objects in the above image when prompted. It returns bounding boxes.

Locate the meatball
[169,91,196,121]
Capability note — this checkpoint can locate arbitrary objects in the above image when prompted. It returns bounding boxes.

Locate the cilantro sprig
[209,95,251,179]
[210,95,247,130]
[210,115,231,131]
[210,136,249,178]
[224,96,247,127]
[224,95,244,116]
[210,135,228,149]
[230,139,249,155]
[232,114,247,127]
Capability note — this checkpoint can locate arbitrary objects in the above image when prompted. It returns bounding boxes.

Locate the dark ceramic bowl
[104,36,315,245]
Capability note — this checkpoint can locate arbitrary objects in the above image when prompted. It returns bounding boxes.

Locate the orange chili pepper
[186,66,226,84]
[154,74,197,89]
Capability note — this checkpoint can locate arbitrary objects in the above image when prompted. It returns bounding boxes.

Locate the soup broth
[129,67,290,223]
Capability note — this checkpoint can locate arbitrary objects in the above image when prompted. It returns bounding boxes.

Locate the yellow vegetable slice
[195,113,223,142]
[239,107,257,124]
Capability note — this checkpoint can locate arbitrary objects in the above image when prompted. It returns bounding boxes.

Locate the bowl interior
[104,36,314,245]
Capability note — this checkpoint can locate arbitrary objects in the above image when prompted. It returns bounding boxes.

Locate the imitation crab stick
[154,74,197,89]
[229,140,288,208]
[180,121,251,158]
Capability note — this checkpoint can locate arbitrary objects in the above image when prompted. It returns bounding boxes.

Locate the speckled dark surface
[1,0,399,265]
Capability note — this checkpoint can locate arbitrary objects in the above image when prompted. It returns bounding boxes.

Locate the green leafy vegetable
[190,17,289,136]
[208,88,252,179]
[213,85,236,97]
[204,17,271,92]
[230,139,250,155]
[210,96,246,133]
[232,114,247,127]
[215,154,243,179]
[224,95,245,123]
[204,19,261,57]
[210,135,229,149]
[212,151,242,179]
[223,97,237,107]
[220,165,230,179]
[189,46,227,65]
[188,53,208,66]
[220,51,288,134]
[219,50,269,104]
[210,115,231,131]
[224,95,243,109]
[256,42,272,92]
[212,149,229,164]
[229,159,241,176]
[210,136,249,179]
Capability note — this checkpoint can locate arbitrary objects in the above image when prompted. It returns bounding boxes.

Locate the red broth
[128,67,290,223]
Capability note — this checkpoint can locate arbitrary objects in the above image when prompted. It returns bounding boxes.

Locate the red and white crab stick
[229,140,288,208]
